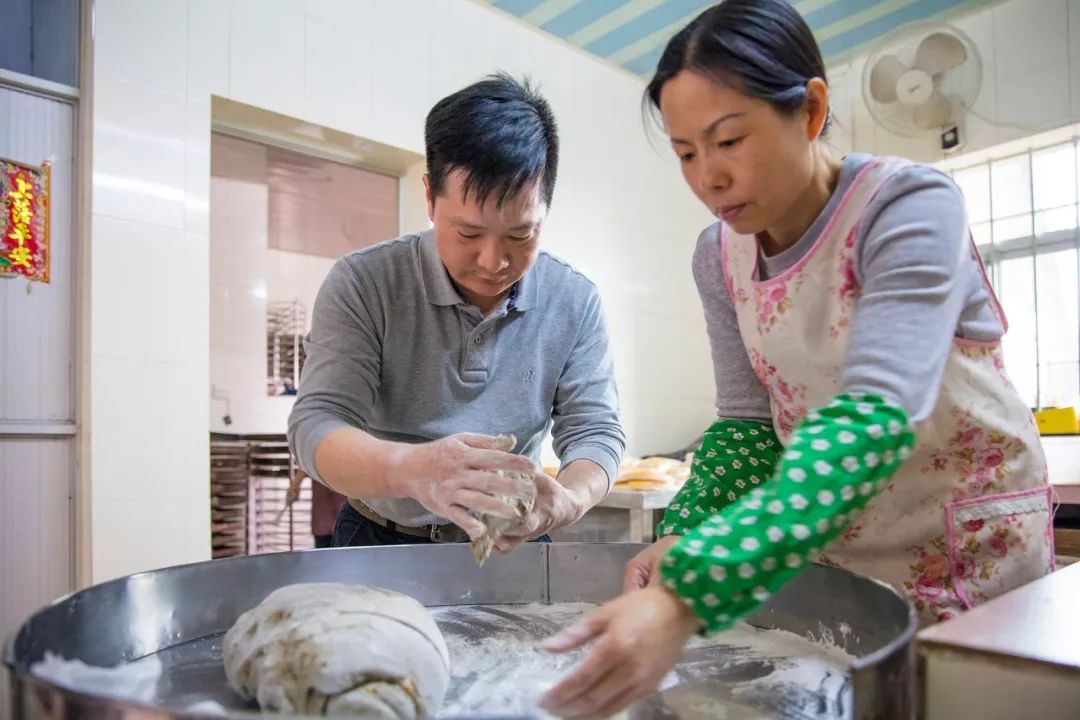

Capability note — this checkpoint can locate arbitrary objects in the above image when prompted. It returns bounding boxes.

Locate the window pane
[971,221,992,247]
[991,155,1032,221]
[954,165,991,223]
[1037,248,1080,408]
[1032,143,1077,212]
[999,255,1038,408]
[993,214,1033,243]
[1034,206,1077,235]
[0,0,78,86]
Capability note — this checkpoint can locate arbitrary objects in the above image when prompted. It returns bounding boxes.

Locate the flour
[434,602,855,719]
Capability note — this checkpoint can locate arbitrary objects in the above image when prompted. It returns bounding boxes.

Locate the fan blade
[914,32,967,76]
[869,54,907,103]
[913,90,954,129]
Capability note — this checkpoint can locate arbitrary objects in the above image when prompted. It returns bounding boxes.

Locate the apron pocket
[945,486,1055,609]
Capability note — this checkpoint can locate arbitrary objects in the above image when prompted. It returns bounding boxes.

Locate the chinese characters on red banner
[0,158,50,282]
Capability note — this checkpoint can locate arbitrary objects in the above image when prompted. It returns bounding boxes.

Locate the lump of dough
[470,470,535,566]
[223,583,449,719]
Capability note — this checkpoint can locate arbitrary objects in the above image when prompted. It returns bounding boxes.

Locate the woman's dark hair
[426,72,559,210]
[646,0,829,131]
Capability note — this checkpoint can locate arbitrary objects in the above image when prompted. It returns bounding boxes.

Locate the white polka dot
[699,526,717,537]
[732,460,742,470]
[883,450,895,465]
[739,447,750,456]
[785,553,802,569]
[750,488,766,499]
[838,431,857,445]
[703,593,720,607]
[682,571,698,583]
[807,425,825,435]
[841,485,855,501]
[814,461,833,476]
[662,528,676,539]
[867,424,884,439]
[688,539,705,550]
[785,450,802,461]
[857,402,874,415]
[663,555,676,567]
[712,487,722,498]
[807,548,823,562]
[743,498,763,510]
[709,566,727,581]
[717,524,733,536]
[733,433,744,441]
[887,420,902,435]
[739,515,758,526]
[849,392,867,401]
[685,546,702,556]
[816,519,830,535]
[836,416,853,426]
[680,508,691,519]
[761,556,777,572]
[811,439,831,451]
[842,456,859,473]
[726,491,738,502]
[749,457,759,467]
[792,524,811,540]
[807,411,822,423]
[766,526,784,543]
[899,446,912,460]
[718,613,731,623]
[741,537,761,551]
[864,452,880,468]
[833,513,847,528]
[715,466,727,476]
[789,494,809,510]
[767,500,785,514]
[710,546,730,559]
[859,481,874,496]
[738,562,755,579]
[817,490,835,506]
[787,467,807,482]
[735,479,746,489]
[752,587,770,602]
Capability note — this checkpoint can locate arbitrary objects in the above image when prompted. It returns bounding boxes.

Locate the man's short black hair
[425,72,559,210]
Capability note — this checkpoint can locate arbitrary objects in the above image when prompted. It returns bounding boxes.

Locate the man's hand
[394,433,537,539]
[492,471,587,554]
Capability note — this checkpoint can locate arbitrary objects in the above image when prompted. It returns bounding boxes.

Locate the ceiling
[480,0,999,77]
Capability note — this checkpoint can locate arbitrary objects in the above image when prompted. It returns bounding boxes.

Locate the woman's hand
[538,585,700,719]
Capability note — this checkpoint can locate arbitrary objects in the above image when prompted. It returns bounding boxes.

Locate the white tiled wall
[90,0,715,580]
[828,0,1080,161]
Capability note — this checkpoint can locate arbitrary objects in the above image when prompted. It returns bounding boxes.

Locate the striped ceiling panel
[480,0,999,76]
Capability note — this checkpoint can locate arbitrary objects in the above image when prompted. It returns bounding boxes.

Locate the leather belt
[349,498,470,544]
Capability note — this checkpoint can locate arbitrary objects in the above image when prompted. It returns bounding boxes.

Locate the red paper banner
[0,157,50,282]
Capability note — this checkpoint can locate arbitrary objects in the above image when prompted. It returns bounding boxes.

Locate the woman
[539,0,1054,716]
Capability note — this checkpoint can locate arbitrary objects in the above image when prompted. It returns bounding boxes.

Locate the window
[0,0,79,87]
[951,141,1080,410]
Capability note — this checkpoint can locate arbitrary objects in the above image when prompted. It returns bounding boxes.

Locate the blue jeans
[332,501,551,547]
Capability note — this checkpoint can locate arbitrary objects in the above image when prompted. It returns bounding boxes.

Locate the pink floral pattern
[920,406,1027,499]
[902,538,964,620]
[947,493,1052,607]
[747,347,807,438]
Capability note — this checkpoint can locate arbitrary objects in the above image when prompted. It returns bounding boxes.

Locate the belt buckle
[430,523,464,543]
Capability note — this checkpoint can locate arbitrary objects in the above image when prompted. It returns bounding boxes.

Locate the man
[288,73,625,551]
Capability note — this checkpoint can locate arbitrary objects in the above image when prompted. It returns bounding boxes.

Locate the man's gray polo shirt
[288,229,626,526]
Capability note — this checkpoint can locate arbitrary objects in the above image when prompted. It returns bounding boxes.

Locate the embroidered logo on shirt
[521,370,535,382]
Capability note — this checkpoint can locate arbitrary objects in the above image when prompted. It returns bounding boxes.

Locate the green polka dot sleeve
[659,393,916,636]
[657,420,782,538]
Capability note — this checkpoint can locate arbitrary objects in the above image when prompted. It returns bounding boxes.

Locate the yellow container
[1034,406,1079,435]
